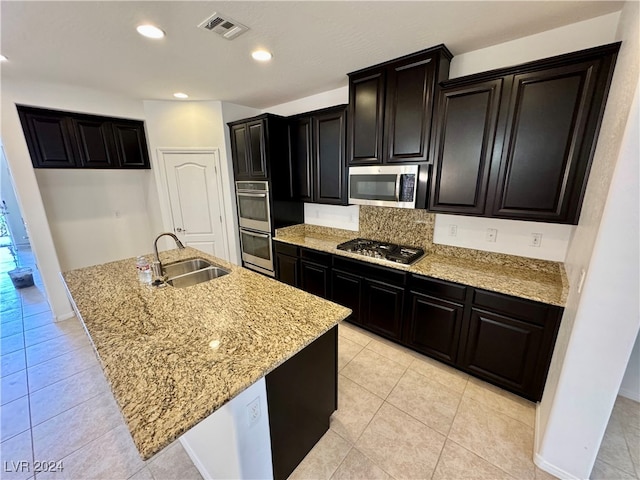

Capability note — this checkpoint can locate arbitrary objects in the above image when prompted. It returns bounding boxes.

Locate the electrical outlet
[448,225,457,237]
[530,233,542,247]
[247,397,261,426]
[486,228,497,242]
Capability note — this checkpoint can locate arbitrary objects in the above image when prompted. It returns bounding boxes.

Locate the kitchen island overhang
[60,247,351,470]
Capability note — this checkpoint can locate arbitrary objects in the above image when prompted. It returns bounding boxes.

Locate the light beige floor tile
[22,311,56,332]
[1,369,28,405]
[625,426,640,476]
[331,375,384,443]
[1,319,23,339]
[408,355,468,394]
[30,364,111,426]
[613,395,640,433]
[32,391,123,461]
[534,466,559,480]
[148,441,202,480]
[387,368,462,435]
[331,447,390,480]
[1,303,21,319]
[0,430,34,480]
[432,439,514,480]
[24,318,84,347]
[596,414,637,475]
[27,344,99,392]
[289,430,351,480]
[341,348,406,398]
[338,336,364,371]
[338,323,374,347]
[1,349,26,378]
[21,302,49,317]
[590,459,638,480]
[37,425,145,480]
[25,329,91,368]
[0,396,31,442]
[128,467,155,480]
[1,332,25,356]
[465,377,536,427]
[449,396,535,480]
[356,403,445,480]
[366,337,416,367]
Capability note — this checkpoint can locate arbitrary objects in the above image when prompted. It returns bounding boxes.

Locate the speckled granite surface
[61,247,351,460]
[275,223,568,306]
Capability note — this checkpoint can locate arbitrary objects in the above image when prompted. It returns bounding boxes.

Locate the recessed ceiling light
[0,55,8,62]
[136,24,165,39]
[251,49,272,62]
[173,92,189,99]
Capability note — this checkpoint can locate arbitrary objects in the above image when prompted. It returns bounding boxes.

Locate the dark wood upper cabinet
[230,123,251,178]
[247,120,267,178]
[289,105,347,205]
[347,45,452,166]
[230,119,268,180]
[430,42,619,224]
[430,79,503,214]
[17,105,150,169]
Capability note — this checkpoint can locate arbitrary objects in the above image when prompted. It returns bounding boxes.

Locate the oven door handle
[238,192,268,198]
[243,230,270,238]
[395,175,401,202]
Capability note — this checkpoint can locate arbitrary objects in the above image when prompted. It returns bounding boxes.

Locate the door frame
[155,148,231,262]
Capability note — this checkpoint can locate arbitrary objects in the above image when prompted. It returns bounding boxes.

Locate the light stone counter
[275,224,568,307]
[61,247,351,460]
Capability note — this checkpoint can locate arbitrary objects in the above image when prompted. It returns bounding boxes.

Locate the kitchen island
[61,247,351,478]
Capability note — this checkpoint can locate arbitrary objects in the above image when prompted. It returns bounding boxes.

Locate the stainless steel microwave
[348,165,420,209]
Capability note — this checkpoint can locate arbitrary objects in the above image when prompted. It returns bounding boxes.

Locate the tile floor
[1,246,637,480]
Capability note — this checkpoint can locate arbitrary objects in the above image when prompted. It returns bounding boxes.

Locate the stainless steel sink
[163,258,212,278]
[162,258,230,288]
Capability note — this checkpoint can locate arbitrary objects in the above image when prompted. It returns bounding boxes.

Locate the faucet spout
[153,232,185,276]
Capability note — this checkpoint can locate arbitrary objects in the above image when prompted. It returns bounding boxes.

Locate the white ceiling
[0,1,623,109]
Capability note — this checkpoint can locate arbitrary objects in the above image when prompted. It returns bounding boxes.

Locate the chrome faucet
[153,232,185,277]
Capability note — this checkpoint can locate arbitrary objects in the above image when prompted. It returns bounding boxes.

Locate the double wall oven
[236,181,275,276]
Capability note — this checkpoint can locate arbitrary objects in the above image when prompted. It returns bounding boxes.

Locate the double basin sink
[162,258,229,288]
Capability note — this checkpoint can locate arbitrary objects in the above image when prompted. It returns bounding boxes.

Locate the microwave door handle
[239,193,268,198]
[395,175,401,202]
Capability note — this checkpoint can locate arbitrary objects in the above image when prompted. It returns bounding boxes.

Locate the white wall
[143,100,261,265]
[263,86,348,116]
[304,203,359,231]
[619,333,640,402]
[1,79,161,318]
[0,146,29,247]
[535,2,639,477]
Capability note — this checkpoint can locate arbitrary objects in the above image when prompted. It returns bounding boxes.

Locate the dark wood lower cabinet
[405,291,464,364]
[363,279,404,340]
[266,326,337,480]
[331,269,363,325]
[300,260,330,299]
[275,252,299,287]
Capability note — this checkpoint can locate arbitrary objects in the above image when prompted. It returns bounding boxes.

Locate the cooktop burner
[336,238,425,265]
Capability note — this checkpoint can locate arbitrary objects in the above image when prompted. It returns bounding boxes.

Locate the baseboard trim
[533,406,581,480]
[55,311,75,321]
[618,387,640,402]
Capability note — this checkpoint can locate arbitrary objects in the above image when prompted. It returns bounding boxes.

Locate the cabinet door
[348,71,386,165]
[230,123,250,178]
[18,109,78,168]
[430,79,503,214]
[300,261,330,299]
[275,253,299,287]
[331,269,362,325]
[363,278,404,340]
[405,292,463,364]
[461,308,544,399]
[490,60,602,223]
[385,57,436,163]
[289,117,313,202]
[314,109,347,204]
[111,121,150,168]
[247,120,268,178]
[72,118,116,168]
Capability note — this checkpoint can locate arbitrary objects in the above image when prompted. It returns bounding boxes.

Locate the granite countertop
[275,226,568,307]
[61,247,351,460]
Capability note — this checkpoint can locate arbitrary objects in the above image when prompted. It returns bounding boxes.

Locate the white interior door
[163,151,228,260]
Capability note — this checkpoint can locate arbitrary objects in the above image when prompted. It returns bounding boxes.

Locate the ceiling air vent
[198,12,249,40]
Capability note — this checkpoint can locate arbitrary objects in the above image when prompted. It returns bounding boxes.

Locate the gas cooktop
[336,238,425,265]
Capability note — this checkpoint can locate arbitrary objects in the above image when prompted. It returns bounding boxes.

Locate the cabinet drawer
[409,274,467,302]
[274,241,299,257]
[300,248,331,267]
[473,289,550,326]
[333,256,406,286]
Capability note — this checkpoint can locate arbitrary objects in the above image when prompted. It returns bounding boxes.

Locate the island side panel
[265,325,338,480]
